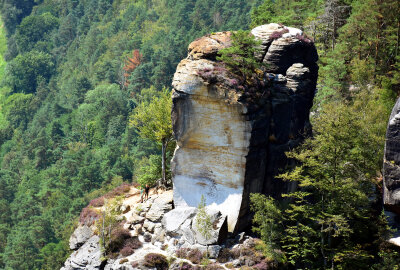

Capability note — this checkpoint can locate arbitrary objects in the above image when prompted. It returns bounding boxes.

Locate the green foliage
[130,88,173,185]
[250,1,276,28]
[15,12,59,53]
[95,197,124,255]
[250,193,284,262]
[194,195,213,243]
[37,241,69,270]
[5,50,54,93]
[130,88,172,144]
[2,93,33,128]
[1,0,36,36]
[250,0,323,29]
[252,87,392,268]
[0,0,398,268]
[217,30,262,82]
[134,155,162,187]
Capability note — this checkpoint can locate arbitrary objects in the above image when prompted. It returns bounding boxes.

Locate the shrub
[79,207,100,226]
[188,249,203,264]
[89,196,105,207]
[217,248,232,263]
[179,262,196,270]
[225,263,234,269]
[143,253,169,270]
[295,33,313,45]
[253,259,272,270]
[108,225,131,253]
[85,183,131,211]
[106,183,131,198]
[120,246,134,257]
[269,28,289,40]
[176,248,190,258]
[197,67,218,83]
[120,258,129,264]
[124,237,142,250]
[231,246,254,259]
[204,263,224,270]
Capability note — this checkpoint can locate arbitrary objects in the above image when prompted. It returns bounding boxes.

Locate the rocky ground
[61,187,274,270]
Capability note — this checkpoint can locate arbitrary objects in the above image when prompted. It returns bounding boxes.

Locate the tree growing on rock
[194,195,213,257]
[217,30,263,83]
[130,88,173,188]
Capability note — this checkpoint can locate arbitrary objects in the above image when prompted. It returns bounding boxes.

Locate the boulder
[62,236,102,270]
[188,32,232,60]
[145,194,173,222]
[161,206,197,235]
[143,220,156,233]
[180,219,196,245]
[120,204,131,214]
[171,23,318,232]
[127,212,145,226]
[192,208,228,245]
[153,228,166,243]
[104,260,135,270]
[143,232,152,242]
[69,225,94,250]
[192,244,222,259]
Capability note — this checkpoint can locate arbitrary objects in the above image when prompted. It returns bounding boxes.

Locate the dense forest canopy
[0,0,398,269]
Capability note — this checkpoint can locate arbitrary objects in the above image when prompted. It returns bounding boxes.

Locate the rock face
[171,23,318,232]
[61,236,103,270]
[69,225,94,250]
[384,98,400,214]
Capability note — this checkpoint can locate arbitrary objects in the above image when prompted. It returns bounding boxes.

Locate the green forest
[0,0,398,269]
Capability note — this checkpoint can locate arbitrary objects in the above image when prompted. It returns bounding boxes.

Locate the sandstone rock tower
[171,23,318,232]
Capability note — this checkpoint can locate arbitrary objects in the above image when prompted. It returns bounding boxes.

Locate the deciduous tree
[130,88,173,186]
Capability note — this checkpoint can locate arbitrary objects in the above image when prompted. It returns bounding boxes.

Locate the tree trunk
[161,138,167,186]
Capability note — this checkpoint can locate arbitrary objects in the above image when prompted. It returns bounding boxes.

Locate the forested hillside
[0,0,399,269]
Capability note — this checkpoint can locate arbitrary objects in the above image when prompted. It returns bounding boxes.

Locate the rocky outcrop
[62,189,261,269]
[69,225,94,250]
[62,235,103,270]
[171,23,318,232]
[384,98,400,215]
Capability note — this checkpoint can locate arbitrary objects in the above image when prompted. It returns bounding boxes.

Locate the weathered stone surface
[192,208,228,245]
[171,23,318,232]
[128,212,145,225]
[188,32,232,60]
[180,219,196,245]
[143,220,156,233]
[120,204,130,214]
[143,232,152,242]
[145,193,173,222]
[69,225,94,250]
[62,236,102,270]
[384,98,400,214]
[104,260,134,270]
[161,206,197,234]
[192,244,222,259]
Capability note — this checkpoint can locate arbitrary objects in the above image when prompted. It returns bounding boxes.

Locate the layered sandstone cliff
[171,23,318,232]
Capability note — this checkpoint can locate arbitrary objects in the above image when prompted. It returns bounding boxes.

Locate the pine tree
[217,30,262,83]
